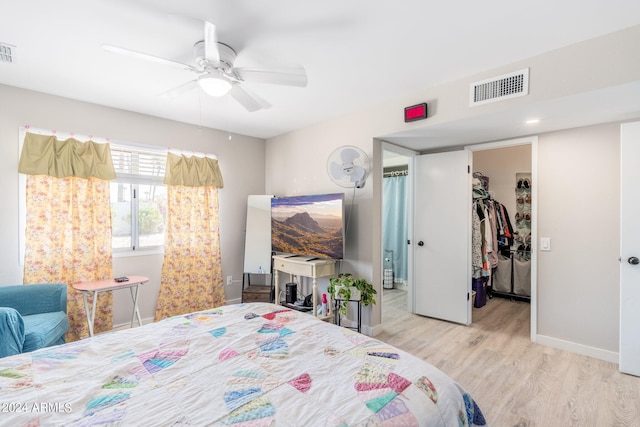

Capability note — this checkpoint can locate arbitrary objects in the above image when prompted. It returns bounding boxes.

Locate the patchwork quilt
[0,302,488,426]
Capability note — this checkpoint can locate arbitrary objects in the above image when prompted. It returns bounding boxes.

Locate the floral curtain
[154,153,225,320]
[19,132,116,341]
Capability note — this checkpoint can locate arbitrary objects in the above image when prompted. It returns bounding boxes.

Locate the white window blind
[110,144,166,183]
[110,143,168,252]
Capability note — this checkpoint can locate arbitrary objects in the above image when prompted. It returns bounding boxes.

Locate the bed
[0,302,488,426]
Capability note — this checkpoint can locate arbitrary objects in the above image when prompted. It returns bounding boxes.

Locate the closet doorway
[467,137,536,336]
[472,140,533,324]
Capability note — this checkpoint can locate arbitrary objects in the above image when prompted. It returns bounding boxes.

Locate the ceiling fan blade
[167,14,220,64]
[159,80,198,99]
[204,20,220,64]
[101,44,198,72]
[228,84,271,112]
[234,68,308,87]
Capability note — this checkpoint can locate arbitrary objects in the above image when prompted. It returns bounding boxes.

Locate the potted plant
[327,273,377,316]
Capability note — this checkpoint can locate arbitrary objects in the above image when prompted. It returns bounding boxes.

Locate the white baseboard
[536,334,619,364]
[112,316,154,331]
[112,299,243,332]
[392,282,408,291]
[369,323,384,337]
[112,301,379,337]
[332,316,381,337]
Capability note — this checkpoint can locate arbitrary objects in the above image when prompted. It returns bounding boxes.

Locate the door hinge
[467,292,470,301]
[467,165,471,174]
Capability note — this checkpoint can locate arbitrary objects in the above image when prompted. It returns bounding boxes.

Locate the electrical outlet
[226,276,233,285]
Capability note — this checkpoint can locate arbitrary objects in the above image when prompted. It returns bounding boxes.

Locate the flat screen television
[271,193,344,260]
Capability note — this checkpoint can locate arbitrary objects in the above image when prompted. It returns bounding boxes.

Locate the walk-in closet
[472,144,531,316]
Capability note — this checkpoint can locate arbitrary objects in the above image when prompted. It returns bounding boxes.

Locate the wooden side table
[241,272,273,303]
[72,276,148,337]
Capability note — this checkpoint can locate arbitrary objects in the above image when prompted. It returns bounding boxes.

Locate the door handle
[418,241,424,246]
[628,256,640,265]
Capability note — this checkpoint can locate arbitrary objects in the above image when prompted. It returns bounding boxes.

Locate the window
[110,145,167,252]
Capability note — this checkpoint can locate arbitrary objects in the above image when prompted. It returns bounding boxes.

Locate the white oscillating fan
[327,146,371,188]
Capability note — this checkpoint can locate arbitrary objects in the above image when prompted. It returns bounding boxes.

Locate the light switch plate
[540,237,551,251]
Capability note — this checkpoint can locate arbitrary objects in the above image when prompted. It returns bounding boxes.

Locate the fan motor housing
[194,40,236,71]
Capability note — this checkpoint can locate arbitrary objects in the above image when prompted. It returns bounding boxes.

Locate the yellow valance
[18,132,116,180]
[163,152,224,188]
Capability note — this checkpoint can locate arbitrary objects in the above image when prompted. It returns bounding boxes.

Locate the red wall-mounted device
[404,103,428,122]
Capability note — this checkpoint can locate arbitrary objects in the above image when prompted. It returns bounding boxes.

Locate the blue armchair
[0,284,70,358]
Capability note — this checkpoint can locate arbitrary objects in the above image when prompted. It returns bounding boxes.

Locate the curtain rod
[383,169,409,177]
[23,125,217,159]
[24,125,111,143]
[167,148,217,160]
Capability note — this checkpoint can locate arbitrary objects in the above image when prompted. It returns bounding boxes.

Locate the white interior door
[414,150,471,325]
[620,121,640,376]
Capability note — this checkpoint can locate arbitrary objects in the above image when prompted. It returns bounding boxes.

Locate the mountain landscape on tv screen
[271,212,343,259]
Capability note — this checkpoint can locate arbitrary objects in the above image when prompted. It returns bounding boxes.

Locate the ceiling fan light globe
[198,75,232,97]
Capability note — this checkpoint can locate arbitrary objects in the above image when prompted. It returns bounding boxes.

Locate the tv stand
[272,254,336,319]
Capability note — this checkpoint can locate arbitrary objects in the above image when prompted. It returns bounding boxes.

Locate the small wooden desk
[72,276,148,337]
[272,254,335,319]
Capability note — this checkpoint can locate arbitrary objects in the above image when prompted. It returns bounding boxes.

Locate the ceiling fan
[102,17,308,112]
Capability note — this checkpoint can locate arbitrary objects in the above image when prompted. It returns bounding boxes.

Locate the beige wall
[268,118,627,358]
[342,25,640,149]
[266,27,640,357]
[267,116,626,356]
[0,84,266,325]
[537,123,620,353]
[264,117,376,327]
[470,129,620,355]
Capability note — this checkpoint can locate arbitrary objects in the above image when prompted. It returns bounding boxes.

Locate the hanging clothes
[471,176,515,279]
[472,201,483,277]
[472,195,491,279]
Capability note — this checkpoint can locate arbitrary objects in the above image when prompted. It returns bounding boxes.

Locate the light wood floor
[376,288,640,427]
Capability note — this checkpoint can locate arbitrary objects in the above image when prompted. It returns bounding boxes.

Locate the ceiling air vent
[470,68,529,106]
[0,42,15,63]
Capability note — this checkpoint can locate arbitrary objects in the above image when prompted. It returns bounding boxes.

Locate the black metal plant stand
[333,299,362,333]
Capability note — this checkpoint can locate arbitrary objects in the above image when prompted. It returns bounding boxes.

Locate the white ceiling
[2,1,640,150]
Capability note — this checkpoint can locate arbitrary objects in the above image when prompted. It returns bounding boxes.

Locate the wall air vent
[0,42,15,63]
[470,68,529,106]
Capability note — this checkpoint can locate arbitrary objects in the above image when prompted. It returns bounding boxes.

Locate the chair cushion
[0,307,25,358]
[0,284,68,316]
[22,312,70,353]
